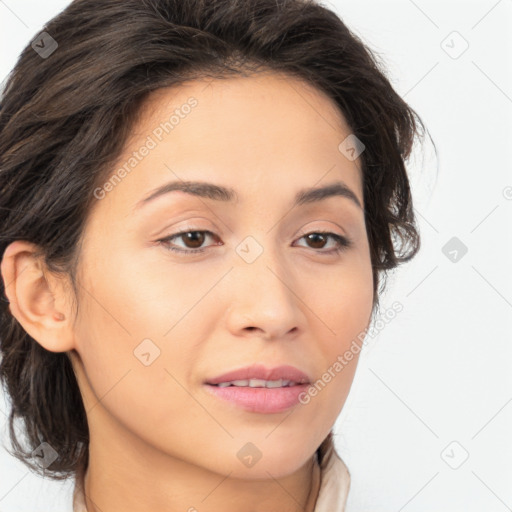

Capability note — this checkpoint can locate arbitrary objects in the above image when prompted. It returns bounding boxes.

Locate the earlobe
[0,240,75,353]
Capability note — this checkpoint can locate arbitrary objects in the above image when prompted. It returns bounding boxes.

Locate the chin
[229,450,311,480]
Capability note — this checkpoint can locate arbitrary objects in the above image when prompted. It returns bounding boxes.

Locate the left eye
[157,230,353,254]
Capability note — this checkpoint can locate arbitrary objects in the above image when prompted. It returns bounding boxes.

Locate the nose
[224,244,304,341]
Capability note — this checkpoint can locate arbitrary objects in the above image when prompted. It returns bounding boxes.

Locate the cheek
[303,252,373,413]
[307,249,374,342]
[73,290,205,451]
[73,252,205,411]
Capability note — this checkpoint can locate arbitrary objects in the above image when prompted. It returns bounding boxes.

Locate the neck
[80,455,322,512]
[76,419,322,512]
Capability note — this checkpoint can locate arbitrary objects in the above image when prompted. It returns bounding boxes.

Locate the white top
[72,448,351,511]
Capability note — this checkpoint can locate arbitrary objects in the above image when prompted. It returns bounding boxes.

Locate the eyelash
[157,229,353,255]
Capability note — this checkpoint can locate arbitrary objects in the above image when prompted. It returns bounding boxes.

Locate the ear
[0,240,76,352]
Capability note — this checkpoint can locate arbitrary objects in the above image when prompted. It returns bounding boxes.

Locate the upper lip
[205,364,311,385]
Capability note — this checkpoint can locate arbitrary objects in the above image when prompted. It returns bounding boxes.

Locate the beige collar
[313,447,351,511]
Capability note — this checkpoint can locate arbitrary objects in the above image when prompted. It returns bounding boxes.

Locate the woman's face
[69,71,373,479]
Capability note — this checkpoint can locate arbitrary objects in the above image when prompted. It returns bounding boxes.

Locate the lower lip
[203,383,311,413]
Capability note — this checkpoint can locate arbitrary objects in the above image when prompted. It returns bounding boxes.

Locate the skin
[1,71,374,512]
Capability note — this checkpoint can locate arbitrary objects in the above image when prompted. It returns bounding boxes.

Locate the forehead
[143,71,352,133]
[96,71,364,214]
[140,71,357,159]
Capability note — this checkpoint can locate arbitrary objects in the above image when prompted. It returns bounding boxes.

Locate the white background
[0,0,511,511]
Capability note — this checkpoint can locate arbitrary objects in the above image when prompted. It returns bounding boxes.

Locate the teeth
[215,379,297,388]
[249,379,268,387]
[264,379,284,388]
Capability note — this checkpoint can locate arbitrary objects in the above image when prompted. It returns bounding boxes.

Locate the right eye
[157,230,222,254]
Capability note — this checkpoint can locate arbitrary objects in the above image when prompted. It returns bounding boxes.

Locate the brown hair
[0,0,432,482]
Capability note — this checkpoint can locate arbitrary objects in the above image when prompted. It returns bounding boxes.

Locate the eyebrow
[135,179,362,210]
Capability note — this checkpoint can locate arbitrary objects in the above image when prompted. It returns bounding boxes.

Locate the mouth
[208,378,304,388]
[205,363,311,387]
[203,364,312,414]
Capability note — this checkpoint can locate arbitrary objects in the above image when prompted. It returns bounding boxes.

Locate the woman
[0,0,429,510]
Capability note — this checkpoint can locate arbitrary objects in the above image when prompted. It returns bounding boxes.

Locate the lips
[204,383,310,413]
[204,364,312,413]
[205,364,311,386]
